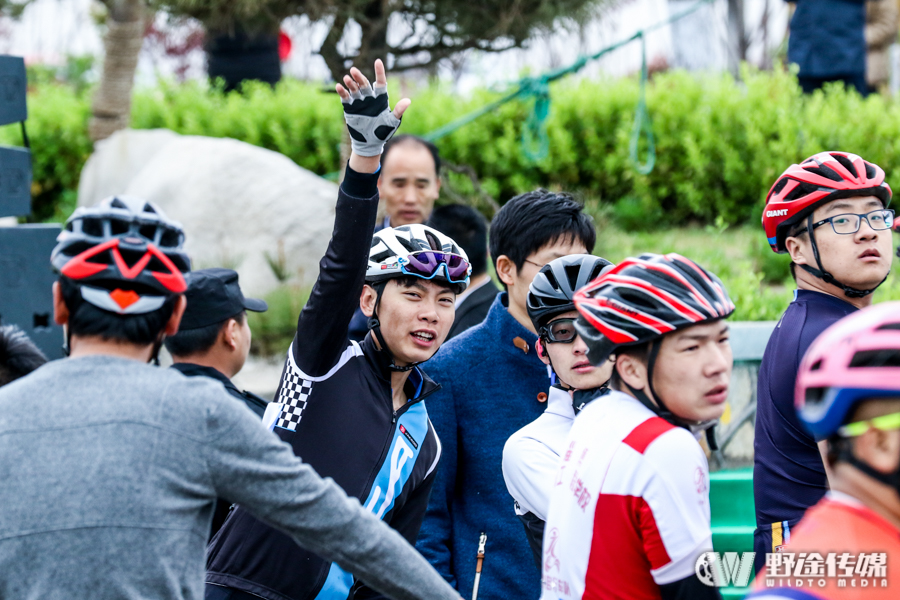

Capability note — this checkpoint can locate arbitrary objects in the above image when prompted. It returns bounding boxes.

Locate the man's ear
[222,318,240,351]
[535,338,551,366]
[495,255,517,287]
[164,295,187,337]
[360,284,378,318]
[854,427,900,475]
[53,281,69,326]
[615,354,647,391]
[435,176,442,194]
[785,235,809,266]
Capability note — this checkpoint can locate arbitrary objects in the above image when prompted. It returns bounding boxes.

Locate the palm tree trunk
[89,0,146,143]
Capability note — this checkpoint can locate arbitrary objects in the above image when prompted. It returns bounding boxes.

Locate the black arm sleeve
[290,165,379,377]
[517,511,546,571]
[658,574,723,600]
[349,470,438,600]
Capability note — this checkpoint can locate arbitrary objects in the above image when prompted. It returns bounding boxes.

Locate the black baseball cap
[179,268,267,330]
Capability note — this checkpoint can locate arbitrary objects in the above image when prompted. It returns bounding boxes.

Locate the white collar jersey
[502,386,576,520]
[540,389,713,600]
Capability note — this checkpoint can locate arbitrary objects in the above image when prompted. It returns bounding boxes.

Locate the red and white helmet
[796,301,900,440]
[573,253,734,366]
[763,151,891,254]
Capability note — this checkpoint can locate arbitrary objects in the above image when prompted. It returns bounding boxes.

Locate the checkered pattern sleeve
[273,360,314,432]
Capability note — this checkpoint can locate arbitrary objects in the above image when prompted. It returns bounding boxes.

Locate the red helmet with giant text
[762,152,891,253]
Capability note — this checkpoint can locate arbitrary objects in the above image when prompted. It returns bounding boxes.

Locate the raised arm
[290,61,410,378]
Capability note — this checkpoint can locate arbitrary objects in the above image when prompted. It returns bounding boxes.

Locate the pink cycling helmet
[796,301,900,440]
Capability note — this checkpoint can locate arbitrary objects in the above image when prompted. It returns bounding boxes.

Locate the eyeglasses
[541,318,578,344]
[838,410,900,438]
[796,209,894,236]
[400,251,471,283]
[524,258,548,269]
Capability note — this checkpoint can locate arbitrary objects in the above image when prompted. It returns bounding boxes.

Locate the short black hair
[426,204,489,277]
[0,324,48,387]
[165,311,246,357]
[59,277,179,346]
[381,135,441,177]
[489,189,596,290]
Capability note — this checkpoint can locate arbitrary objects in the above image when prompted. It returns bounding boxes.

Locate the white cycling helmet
[367,224,471,293]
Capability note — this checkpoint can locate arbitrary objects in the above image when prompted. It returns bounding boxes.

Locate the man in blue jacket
[416,189,596,600]
[788,0,868,95]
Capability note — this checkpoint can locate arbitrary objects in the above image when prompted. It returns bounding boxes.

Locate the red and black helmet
[763,151,891,254]
[51,196,191,314]
[573,253,734,366]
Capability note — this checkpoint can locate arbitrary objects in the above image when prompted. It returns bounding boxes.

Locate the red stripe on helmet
[59,238,119,280]
[592,296,676,335]
[578,305,641,344]
[604,274,707,322]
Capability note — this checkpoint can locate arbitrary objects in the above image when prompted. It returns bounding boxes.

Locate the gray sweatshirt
[0,355,460,600]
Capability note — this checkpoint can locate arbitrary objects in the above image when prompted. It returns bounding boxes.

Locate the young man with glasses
[502,254,615,569]
[753,152,894,574]
[205,61,470,600]
[747,302,900,599]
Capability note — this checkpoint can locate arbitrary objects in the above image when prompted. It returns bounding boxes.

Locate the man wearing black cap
[166,268,269,414]
[165,268,269,536]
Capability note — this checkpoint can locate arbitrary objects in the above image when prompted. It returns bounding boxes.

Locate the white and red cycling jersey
[540,389,714,600]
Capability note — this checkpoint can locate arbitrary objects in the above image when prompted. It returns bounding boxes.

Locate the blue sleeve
[415,359,459,588]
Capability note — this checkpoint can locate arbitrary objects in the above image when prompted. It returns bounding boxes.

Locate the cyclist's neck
[795,269,873,310]
[68,335,156,363]
[390,369,412,411]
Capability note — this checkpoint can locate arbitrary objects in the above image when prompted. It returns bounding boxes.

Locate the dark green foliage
[19,67,900,229]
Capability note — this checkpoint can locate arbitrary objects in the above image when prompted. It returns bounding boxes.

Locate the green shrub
[21,66,900,228]
[247,284,310,357]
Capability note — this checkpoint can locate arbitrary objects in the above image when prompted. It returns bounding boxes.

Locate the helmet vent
[805,386,826,405]
[831,153,857,176]
[424,230,441,252]
[803,165,842,183]
[159,228,181,248]
[142,203,157,214]
[139,224,157,242]
[784,182,820,202]
[110,198,128,209]
[619,288,657,311]
[866,163,877,179]
[564,264,582,289]
[849,349,900,368]
[809,359,823,371]
[370,249,393,264]
[771,178,789,195]
[876,322,900,331]
[81,218,104,238]
[395,236,418,254]
[110,218,130,236]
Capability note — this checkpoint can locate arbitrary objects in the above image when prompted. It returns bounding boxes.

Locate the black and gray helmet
[527,254,614,332]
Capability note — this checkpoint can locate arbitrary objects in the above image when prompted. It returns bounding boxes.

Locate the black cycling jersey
[206,168,443,600]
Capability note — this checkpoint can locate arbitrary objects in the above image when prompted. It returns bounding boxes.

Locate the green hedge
[13,67,900,226]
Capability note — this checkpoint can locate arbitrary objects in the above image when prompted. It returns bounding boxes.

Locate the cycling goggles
[541,317,578,344]
[399,251,470,283]
[838,410,900,438]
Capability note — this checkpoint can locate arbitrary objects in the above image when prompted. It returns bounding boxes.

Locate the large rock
[78,129,337,296]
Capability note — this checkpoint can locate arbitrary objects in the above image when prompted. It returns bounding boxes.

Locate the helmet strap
[366,282,419,373]
[800,213,887,299]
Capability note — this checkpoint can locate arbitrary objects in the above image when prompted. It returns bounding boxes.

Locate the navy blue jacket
[206,168,442,600]
[754,290,856,538]
[788,0,866,78]
[416,293,548,600]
